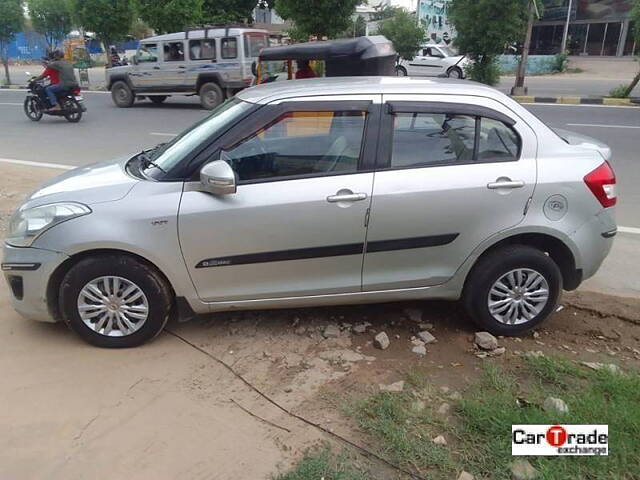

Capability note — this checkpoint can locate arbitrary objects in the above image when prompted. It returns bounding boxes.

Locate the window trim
[378,103,522,171]
[189,38,216,61]
[187,100,378,184]
[220,37,238,59]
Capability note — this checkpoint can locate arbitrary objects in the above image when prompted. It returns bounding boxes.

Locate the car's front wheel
[463,245,562,336]
[111,81,135,108]
[60,255,173,347]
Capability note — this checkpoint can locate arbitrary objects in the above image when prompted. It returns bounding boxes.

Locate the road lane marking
[150,132,177,137]
[567,123,640,129]
[619,226,640,235]
[0,157,74,170]
[0,102,22,106]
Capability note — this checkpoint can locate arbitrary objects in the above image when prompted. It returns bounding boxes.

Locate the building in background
[417,0,454,45]
[531,0,637,56]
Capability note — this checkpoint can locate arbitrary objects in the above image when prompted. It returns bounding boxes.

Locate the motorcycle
[23,78,87,123]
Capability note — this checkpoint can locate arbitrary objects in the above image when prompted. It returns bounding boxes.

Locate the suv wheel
[463,245,562,336]
[199,82,224,110]
[60,255,173,348]
[111,81,135,108]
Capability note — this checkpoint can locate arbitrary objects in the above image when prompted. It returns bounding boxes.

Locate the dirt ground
[2,164,639,479]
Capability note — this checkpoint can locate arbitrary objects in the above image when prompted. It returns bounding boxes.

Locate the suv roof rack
[185,23,253,39]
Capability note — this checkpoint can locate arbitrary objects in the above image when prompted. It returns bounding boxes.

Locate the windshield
[142,98,254,179]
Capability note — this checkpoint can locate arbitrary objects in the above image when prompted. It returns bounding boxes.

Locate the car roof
[236,76,504,104]
[143,28,268,42]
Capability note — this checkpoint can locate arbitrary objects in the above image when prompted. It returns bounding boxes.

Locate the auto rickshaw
[255,35,397,84]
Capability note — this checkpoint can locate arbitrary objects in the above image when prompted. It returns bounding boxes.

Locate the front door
[362,94,537,291]
[408,47,446,76]
[179,97,380,302]
[160,40,188,89]
[130,42,164,88]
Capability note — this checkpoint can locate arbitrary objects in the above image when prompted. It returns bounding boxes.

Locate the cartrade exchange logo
[512,425,608,456]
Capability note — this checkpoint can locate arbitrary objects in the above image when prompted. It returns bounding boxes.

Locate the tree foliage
[619,0,640,96]
[28,0,73,48]
[201,0,257,24]
[0,0,24,85]
[275,0,360,39]
[448,0,537,85]
[137,0,203,34]
[377,9,425,61]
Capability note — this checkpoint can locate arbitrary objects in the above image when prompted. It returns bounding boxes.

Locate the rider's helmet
[52,50,64,60]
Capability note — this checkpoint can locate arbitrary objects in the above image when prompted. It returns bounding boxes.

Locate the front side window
[189,39,216,60]
[391,112,476,168]
[164,41,185,62]
[221,37,238,59]
[137,43,158,63]
[389,111,520,168]
[221,110,367,182]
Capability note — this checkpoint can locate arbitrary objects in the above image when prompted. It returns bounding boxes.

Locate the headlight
[7,202,91,247]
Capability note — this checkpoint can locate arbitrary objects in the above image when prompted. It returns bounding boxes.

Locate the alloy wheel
[488,268,549,325]
[77,276,149,337]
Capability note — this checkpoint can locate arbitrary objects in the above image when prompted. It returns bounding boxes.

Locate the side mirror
[199,160,236,195]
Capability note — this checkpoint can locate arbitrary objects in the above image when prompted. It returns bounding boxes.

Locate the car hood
[553,128,612,161]
[23,156,139,209]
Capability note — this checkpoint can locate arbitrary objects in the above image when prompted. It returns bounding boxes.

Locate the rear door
[179,95,381,302]
[185,37,217,88]
[362,94,537,291]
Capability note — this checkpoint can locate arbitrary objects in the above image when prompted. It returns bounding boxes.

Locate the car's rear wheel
[199,82,224,110]
[111,81,135,108]
[463,245,562,336]
[447,67,463,79]
[60,255,173,347]
[395,66,408,77]
[149,95,167,104]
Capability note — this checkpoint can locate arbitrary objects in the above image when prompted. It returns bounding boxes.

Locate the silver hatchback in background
[2,77,617,347]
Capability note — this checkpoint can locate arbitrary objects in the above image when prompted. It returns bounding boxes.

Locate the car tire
[199,82,224,110]
[111,81,135,108]
[447,67,463,79]
[463,245,562,336]
[59,254,173,348]
[149,95,167,104]
[396,66,408,77]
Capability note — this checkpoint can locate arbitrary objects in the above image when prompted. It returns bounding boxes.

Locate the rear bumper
[2,244,68,323]
[569,209,616,282]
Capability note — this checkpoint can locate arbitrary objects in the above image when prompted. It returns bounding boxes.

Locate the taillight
[584,161,617,208]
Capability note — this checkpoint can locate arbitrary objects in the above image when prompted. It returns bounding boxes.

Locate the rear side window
[189,39,216,60]
[244,34,268,57]
[221,37,238,59]
[389,111,520,168]
[163,41,184,62]
[221,110,367,182]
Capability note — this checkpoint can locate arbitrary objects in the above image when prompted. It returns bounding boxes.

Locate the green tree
[137,0,203,34]
[353,14,366,37]
[619,0,640,97]
[73,0,135,65]
[275,0,360,39]
[377,8,425,61]
[448,0,536,85]
[201,0,256,24]
[28,0,73,50]
[0,0,24,85]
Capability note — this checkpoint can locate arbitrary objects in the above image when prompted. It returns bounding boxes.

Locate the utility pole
[511,0,536,96]
[560,0,573,53]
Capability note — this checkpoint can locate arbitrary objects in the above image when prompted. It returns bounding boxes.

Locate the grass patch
[349,357,640,479]
[609,84,631,98]
[274,447,367,480]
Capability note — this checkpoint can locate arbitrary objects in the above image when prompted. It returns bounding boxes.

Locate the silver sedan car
[2,77,617,347]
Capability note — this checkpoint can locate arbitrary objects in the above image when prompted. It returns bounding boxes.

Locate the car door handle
[326,193,367,203]
[153,66,160,70]
[487,179,525,190]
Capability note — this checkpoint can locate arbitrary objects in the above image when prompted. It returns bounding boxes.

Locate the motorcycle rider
[34,50,79,112]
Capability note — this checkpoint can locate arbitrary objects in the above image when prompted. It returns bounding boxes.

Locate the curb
[512,95,640,106]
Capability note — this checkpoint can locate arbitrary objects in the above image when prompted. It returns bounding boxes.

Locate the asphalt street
[0,88,638,296]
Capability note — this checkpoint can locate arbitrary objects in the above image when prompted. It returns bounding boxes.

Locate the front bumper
[2,244,68,323]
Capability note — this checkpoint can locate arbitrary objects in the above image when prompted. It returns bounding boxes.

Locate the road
[0,88,638,297]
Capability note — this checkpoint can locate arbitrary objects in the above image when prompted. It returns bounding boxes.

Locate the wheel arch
[107,74,133,91]
[46,248,176,322]
[463,232,581,295]
[196,73,225,93]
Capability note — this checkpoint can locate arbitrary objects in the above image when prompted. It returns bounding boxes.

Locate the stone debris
[352,323,370,334]
[379,380,404,392]
[437,402,451,415]
[374,332,390,350]
[474,332,499,351]
[404,307,423,323]
[543,397,569,414]
[525,350,545,359]
[322,325,341,338]
[432,435,447,445]
[449,391,462,401]
[489,347,506,357]
[457,472,474,480]
[412,345,427,356]
[581,361,621,374]
[510,459,538,480]
[411,399,426,412]
[419,322,434,330]
[417,330,437,344]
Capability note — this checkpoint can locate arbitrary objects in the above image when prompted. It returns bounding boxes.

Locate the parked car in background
[106,26,269,110]
[397,44,470,78]
[3,77,617,347]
